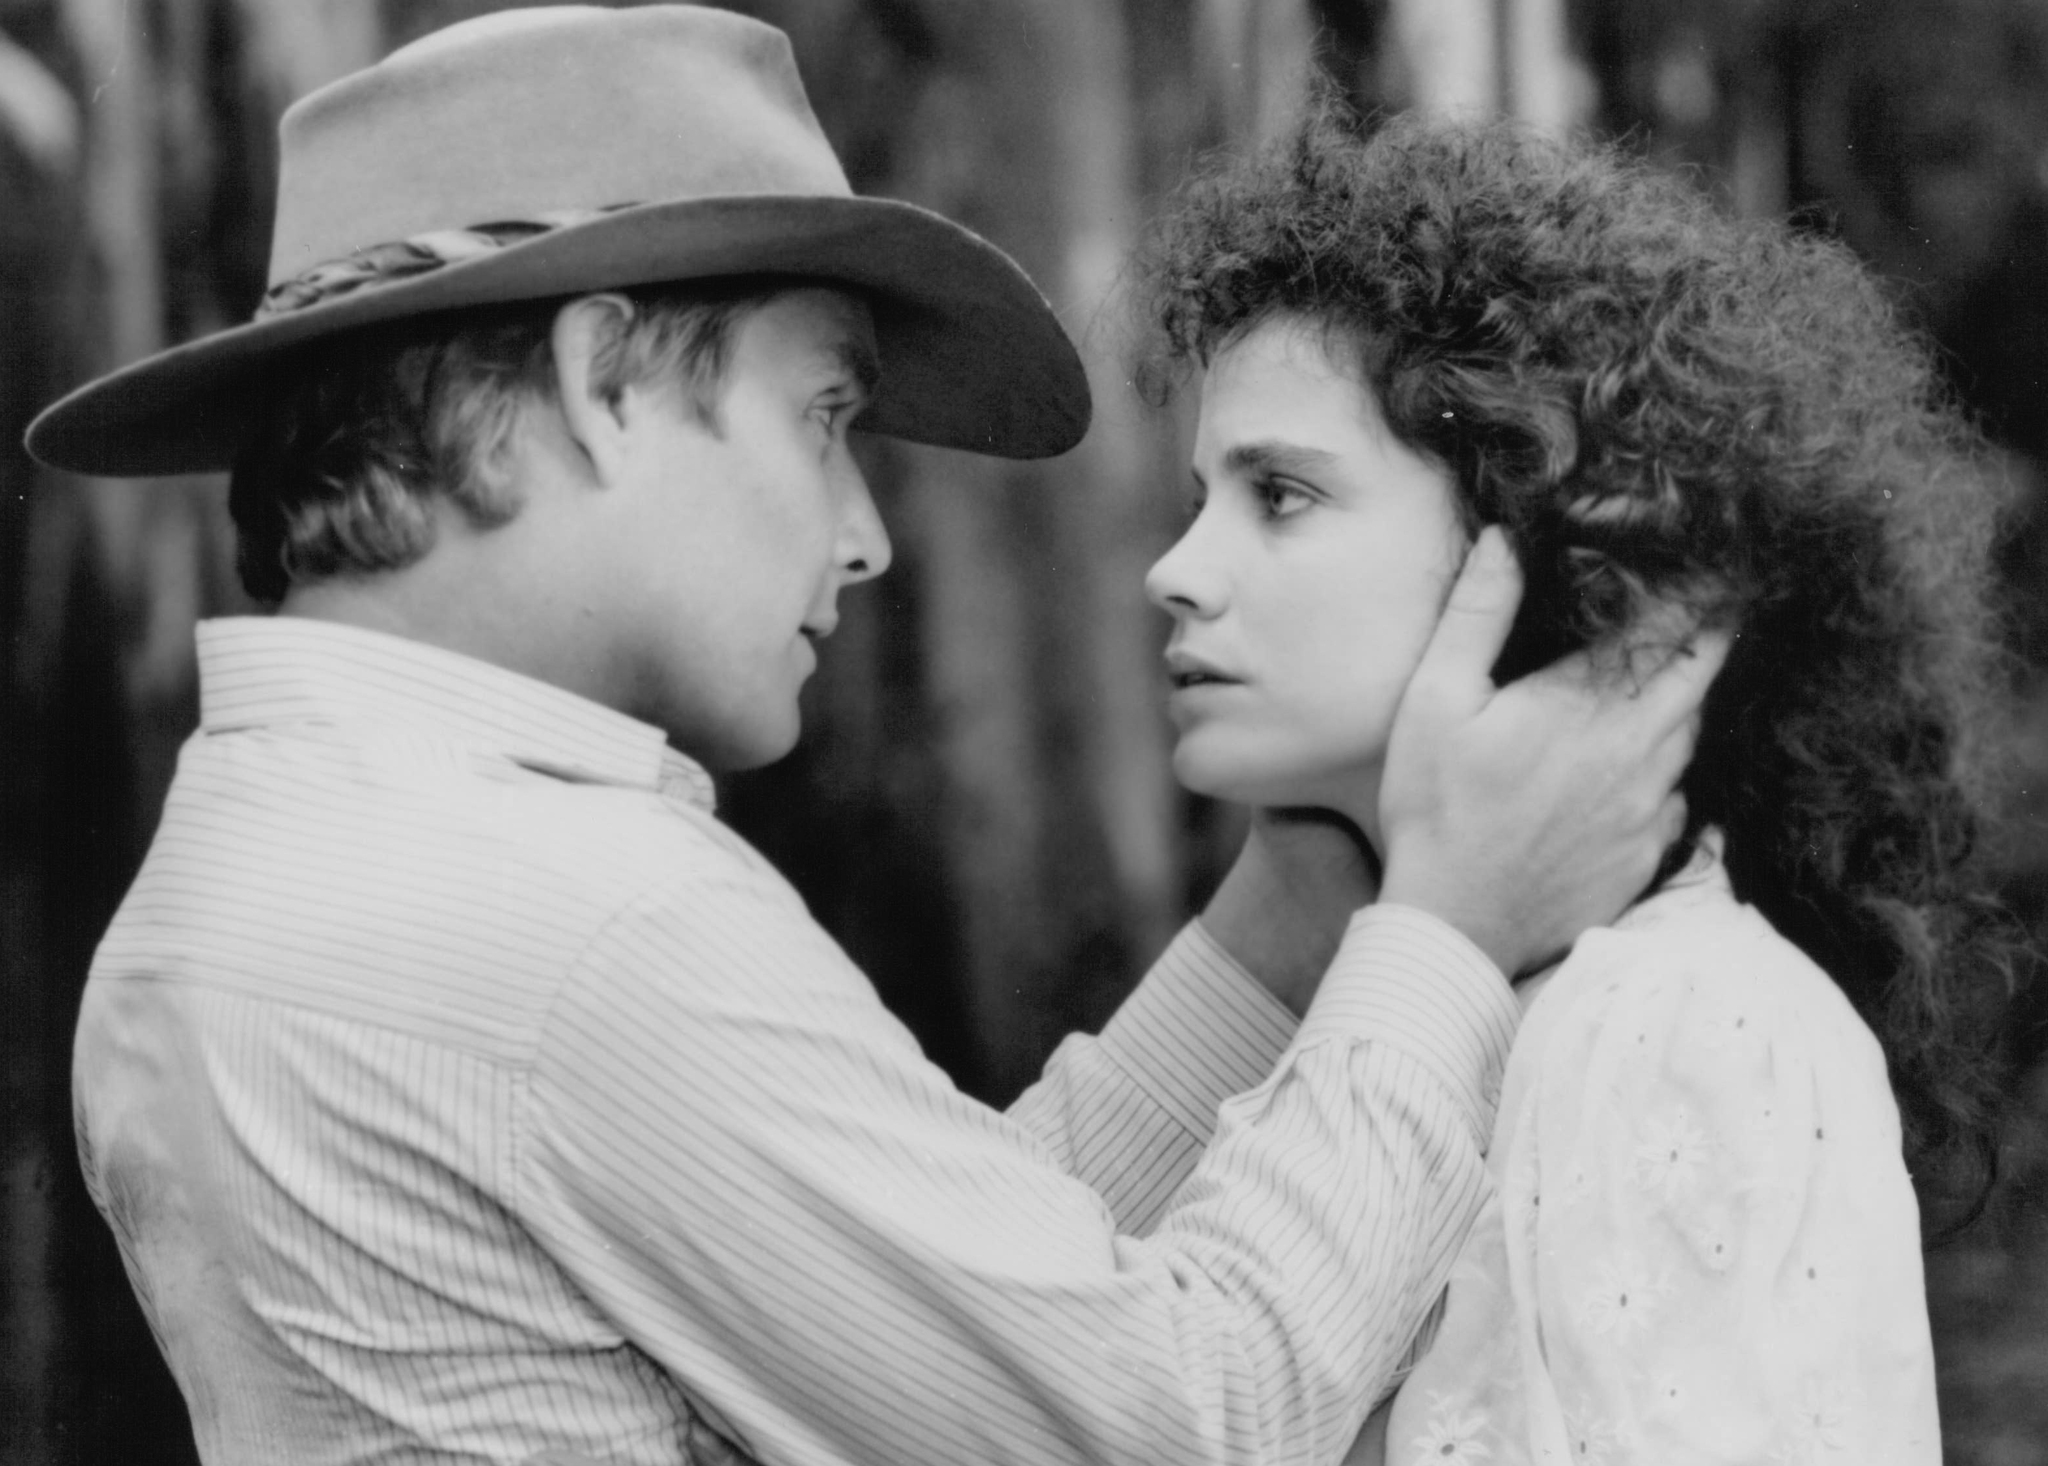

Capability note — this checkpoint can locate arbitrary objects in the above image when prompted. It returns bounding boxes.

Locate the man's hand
[1202,807,1379,1018]
[1377,528,1729,978]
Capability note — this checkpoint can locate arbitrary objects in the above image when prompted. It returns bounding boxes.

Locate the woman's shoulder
[1508,835,1899,1147]
[1545,839,1881,1048]
[1444,839,1940,1466]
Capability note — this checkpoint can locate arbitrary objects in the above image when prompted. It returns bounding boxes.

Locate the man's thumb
[1414,527,1523,708]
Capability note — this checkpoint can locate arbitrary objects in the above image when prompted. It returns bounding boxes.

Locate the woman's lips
[1165,650,1243,693]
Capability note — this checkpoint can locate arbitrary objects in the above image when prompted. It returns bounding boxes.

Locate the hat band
[254,205,638,320]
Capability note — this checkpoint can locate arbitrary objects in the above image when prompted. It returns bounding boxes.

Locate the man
[27,8,1718,1465]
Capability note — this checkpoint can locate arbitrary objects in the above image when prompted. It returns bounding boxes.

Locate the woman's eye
[1257,476,1314,519]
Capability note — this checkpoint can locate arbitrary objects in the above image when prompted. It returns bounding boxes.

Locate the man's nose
[839,463,893,584]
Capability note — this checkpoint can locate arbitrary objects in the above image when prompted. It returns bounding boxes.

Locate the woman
[1138,101,2030,1464]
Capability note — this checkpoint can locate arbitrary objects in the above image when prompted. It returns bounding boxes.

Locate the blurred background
[4,0,2048,1460]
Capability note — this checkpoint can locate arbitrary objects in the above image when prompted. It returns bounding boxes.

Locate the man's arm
[526,861,1510,1466]
[1008,920,1300,1235]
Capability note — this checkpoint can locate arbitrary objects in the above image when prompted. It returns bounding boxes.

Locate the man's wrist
[1376,864,1517,978]
[1292,904,1520,1133]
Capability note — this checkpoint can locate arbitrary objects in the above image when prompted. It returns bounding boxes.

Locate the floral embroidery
[1409,1393,1492,1465]
[1560,1404,1620,1466]
[1678,1202,1740,1274]
[1634,1108,1711,1201]
[1774,1253,1848,1328]
[1770,1378,1858,1462]
[1646,1370,1688,1417]
[1688,1221,1737,1273]
[1699,991,1768,1060]
[1378,855,1929,1466]
[1578,1251,1669,1339]
[1559,1161,1597,1210]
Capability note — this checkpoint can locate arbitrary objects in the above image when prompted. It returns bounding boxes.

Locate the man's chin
[667,708,802,774]
[705,728,801,774]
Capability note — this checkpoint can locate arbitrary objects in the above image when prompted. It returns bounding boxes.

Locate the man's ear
[550,293,638,485]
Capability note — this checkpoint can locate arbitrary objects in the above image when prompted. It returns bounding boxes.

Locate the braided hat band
[254,208,634,320]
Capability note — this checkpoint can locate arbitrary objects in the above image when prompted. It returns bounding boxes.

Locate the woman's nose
[1144,518,1225,618]
[1146,489,1236,614]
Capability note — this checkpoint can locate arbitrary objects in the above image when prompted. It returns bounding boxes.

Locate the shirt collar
[195,616,716,811]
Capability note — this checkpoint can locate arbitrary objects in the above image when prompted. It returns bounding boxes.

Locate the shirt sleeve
[1384,912,1941,1466]
[518,843,1519,1466]
[1006,919,1298,1235]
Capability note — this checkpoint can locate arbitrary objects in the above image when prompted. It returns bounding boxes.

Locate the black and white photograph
[5,2,2048,1462]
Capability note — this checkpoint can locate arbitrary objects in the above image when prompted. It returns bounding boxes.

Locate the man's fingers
[1655,706,1703,784]
[1655,789,1689,858]
[1646,790,1695,872]
[1412,527,1524,712]
[1627,624,1732,730]
[1667,624,1733,696]
[1552,619,1731,720]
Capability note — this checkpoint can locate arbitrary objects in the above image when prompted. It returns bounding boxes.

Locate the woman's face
[1145,315,1467,839]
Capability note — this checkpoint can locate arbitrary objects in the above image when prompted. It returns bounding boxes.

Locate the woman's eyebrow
[1223,440,1340,477]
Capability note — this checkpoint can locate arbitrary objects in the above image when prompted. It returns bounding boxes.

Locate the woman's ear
[549,293,638,485]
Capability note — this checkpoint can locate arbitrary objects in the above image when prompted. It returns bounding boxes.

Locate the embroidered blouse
[1369,834,1939,1466]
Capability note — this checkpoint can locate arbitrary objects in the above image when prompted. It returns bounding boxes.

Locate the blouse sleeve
[1509,916,1941,1464]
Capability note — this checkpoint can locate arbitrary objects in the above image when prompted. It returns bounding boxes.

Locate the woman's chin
[1171,746,1317,811]
[1170,740,1381,828]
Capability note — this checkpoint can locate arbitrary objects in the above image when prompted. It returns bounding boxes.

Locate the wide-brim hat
[26,4,1091,476]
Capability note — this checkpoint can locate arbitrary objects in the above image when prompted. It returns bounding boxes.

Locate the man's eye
[812,396,860,430]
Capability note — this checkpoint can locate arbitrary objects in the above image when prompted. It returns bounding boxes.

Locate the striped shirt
[72,616,1519,1466]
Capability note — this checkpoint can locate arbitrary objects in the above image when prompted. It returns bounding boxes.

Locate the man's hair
[1138,96,2036,1228]
[229,279,780,604]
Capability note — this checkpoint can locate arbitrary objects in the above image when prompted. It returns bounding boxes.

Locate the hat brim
[25,195,1092,475]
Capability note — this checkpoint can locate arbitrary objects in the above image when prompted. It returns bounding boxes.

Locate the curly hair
[1138,98,2034,1226]
[229,280,777,604]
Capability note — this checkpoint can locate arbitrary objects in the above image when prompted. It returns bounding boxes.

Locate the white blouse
[1364,833,1940,1466]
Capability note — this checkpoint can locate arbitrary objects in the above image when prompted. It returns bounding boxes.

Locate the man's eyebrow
[828,336,881,398]
[1222,440,1341,477]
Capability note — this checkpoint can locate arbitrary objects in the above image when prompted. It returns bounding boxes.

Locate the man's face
[592,287,891,769]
